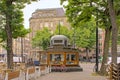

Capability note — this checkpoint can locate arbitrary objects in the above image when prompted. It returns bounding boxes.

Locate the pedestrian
[93,64,97,72]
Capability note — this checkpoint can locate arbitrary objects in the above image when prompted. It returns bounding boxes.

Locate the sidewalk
[36,63,107,80]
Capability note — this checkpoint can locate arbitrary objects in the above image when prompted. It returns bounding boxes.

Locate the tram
[32,35,83,72]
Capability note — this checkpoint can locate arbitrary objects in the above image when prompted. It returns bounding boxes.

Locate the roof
[46,48,79,53]
[51,35,68,41]
[31,8,65,19]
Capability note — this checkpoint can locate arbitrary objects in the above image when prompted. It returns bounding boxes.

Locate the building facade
[12,34,30,56]
[0,34,30,56]
[29,8,70,40]
[98,28,105,55]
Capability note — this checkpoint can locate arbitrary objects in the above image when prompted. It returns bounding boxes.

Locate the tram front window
[66,53,76,64]
[50,54,64,65]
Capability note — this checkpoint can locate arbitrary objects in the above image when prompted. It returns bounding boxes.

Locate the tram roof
[30,48,80,53]
[44,48,79,53]
[50,35,68,41]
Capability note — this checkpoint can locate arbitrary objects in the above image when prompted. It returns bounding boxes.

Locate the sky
[23,0,63,28]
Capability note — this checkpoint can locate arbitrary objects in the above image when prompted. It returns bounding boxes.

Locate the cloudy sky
[23,0,63,28]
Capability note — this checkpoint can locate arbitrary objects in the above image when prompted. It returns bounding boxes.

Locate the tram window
[54,54,61,61]
[54,40,62,43]
[64,40,67,46]
[67,55,69,60]
[50,54,64,62]
[50,54,52,61]
[66,54,76,61]
[71,55,75,60]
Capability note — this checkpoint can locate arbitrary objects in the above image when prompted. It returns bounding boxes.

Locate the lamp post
[73,27,75,49]
[21,37,24,63]
[95,10,99,72]
[58,21,61,35]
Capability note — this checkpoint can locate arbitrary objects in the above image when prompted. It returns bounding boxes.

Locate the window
[54,40,62,43]
[64,40,67,46]
[51,22,53,27]
[50,54,64,61]
[50,54,64,64]
[45,22,49,27]
[60,21,63,26]
[66,53,76,64]
[66,54,76,61]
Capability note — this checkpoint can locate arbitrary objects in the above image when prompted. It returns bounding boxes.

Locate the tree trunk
[86,48,89,62]
[108,0,118,64]
[99,27,111,75]
[5,0,14,69]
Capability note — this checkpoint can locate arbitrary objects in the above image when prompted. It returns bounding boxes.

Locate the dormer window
[54,40,62,43]
[64,40,67,47]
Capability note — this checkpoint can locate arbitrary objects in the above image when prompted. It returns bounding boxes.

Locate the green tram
[31,35,83,72]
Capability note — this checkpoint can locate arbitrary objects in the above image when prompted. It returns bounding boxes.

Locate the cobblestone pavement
[36,63,107,80]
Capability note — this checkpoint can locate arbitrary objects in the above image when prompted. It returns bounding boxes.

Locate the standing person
[93,64,97,72]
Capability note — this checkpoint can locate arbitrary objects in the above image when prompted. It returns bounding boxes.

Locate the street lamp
[73,27,75,49]
[21,37,24,63]
[95,9,99,72]
[58,21,61,35]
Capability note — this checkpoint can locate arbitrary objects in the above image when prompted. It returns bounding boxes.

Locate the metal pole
[73,28,75,48]
[59,21,60,35]
[96,10,99,72]
[21,37,24,63]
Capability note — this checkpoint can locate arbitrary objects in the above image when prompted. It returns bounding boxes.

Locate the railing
[108,63,120,80]
[1,64,51,80]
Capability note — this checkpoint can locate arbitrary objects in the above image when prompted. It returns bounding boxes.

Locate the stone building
[29,8,70,41]
[12,34,30,56]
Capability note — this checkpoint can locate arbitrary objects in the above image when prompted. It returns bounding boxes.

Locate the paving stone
[36,63,107,80]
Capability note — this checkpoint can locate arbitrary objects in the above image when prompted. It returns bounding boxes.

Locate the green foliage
[61,0,120,48]
[61,0,97,49]
[0,0,38,69]
[63,0,110,28]
[75,18,96,49]
[54,25,73,40]
[32,27,52,50]
[0,0,37,42]
[61,0,120,75]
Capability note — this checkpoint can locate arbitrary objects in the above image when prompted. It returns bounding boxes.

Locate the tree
[108,0,118,64]
[61,0,120,75]
[0,0,37,69]
[60,0,112,75]
[32,27,52,50]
